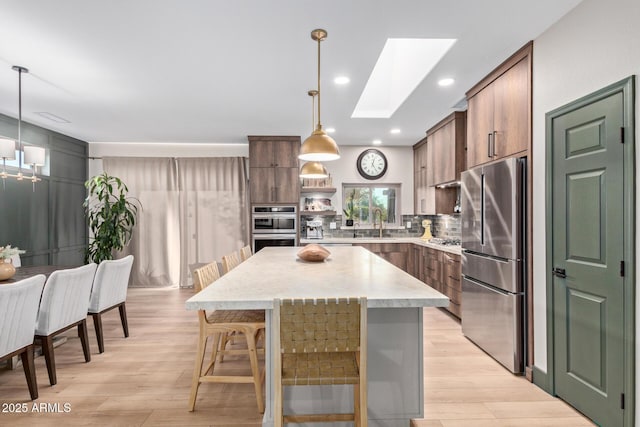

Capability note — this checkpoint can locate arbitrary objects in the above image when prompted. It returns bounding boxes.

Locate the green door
[550,89,625,425]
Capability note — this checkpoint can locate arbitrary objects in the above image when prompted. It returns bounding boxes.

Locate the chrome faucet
[372,207,383,238]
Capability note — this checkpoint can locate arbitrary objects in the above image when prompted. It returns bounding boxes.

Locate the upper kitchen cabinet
[413,136,457,215]
[248,135,300,204]
[466,42,532,168]
[426,111,466,186]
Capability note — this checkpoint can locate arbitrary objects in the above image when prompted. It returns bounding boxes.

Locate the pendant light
[299,29,340,162]
[300,90,329,178]
[1,66,46,191]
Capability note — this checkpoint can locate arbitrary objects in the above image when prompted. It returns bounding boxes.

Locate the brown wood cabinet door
[273,139,299,168]
[250,167,276,203]
[425,136,435,186]
[466,86,494,168]
[493,57,530,158]
[249,140,275,168]
[274,167,300,203]
[432,121,455,184]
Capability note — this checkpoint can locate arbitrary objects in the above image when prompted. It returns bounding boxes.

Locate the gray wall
[0,113,88,266]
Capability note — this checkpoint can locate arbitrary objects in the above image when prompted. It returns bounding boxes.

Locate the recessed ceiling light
[325,127,336,133]
[438,78,455,87]
[352,38,457,118]
[390,128,401,134]
[372,139,382,145]
[334,76,350,85]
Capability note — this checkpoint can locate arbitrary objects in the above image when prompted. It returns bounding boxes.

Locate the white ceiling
[0,0,582,146]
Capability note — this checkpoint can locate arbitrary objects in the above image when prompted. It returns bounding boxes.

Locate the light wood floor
[0,287,593,426]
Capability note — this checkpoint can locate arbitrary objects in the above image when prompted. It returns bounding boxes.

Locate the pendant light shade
[299,29,340,162]
[300,161,329,178]
[24,145,46,166]
[300,129,340,161]
[300,90,330,178]
[0,139,16,160]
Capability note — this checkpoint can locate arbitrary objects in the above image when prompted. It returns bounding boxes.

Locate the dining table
[0,265,64,284]
[186,245,449,427]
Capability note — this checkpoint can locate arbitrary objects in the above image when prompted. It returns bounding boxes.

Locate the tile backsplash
[300,213,460,240]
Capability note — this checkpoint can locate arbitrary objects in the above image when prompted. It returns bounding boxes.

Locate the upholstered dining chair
[239,245,252,262]
[273,297,368,426]
[35,263,97,386]
[188,261,266,413]
[221,251,241,274]
[88,255,134,353]
[0,275,46,400]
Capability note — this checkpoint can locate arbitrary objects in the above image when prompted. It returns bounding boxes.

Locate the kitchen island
[186,246,449,426]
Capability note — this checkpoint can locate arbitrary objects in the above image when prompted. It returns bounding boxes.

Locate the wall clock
[356,148,388,180]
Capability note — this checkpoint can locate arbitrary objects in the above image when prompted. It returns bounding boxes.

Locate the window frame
[342,183,402,227]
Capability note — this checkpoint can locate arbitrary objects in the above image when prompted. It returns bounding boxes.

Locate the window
[342,183,401,227]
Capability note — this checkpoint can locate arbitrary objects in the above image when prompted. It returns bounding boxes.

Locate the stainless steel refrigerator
[460,157,525,374]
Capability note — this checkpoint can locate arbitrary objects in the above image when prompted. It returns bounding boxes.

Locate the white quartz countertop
[186,246,449,310]
[300,237,462,255]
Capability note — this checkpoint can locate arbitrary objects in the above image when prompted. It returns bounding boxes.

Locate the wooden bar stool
[221,252,241,273]
[240,245,252,262]
[273,297,368,426]
[188,261,266,413]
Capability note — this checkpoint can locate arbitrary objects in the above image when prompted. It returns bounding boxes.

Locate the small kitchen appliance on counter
[305,220,324,239]
[420,219,433,240]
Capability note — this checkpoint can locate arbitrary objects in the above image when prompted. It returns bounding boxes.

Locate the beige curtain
[102,157,248,288]
[103,158,179,287]
[177,157,249,287]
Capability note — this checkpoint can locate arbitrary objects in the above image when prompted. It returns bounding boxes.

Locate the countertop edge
[185,298,450,311]
[300,237,462,255]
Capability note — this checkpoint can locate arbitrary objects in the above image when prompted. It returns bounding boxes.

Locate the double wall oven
[251,206,298,253]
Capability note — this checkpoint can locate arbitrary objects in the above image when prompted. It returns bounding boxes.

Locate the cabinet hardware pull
[487,133,492,158]
[492,131,497,157]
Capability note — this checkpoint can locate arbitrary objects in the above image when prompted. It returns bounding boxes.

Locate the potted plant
[343,189,357,226]
[84,173,139,263]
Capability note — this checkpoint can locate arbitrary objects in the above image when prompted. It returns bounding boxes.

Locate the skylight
[352,38,456,118]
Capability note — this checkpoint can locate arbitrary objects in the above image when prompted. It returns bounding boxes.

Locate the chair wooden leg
[206,333,221,375]
[218,332,229,362]
[40,335,57,386]
[188,327,208,411]
[118,303,129,338]
[354,383,360,427]
[20,345,38,400]
[92,313,105,353]
[78,320,92,362]
[245,330,264,414]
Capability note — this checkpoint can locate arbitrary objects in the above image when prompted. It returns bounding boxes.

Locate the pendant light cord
[17,68,22,173]
[316,36,321,130]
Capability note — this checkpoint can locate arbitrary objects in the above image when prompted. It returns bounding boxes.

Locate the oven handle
[252,234,297,240]
[252,214,297,220]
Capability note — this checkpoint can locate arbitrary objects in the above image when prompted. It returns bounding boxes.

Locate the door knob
[552,268,566,278]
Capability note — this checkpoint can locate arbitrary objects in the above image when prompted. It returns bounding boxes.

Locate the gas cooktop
[428,238,461,246]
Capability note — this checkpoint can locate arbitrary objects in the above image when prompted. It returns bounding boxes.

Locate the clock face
[356,149,387,180]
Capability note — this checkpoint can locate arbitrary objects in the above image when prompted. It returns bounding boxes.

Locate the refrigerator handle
[463,275,511,296]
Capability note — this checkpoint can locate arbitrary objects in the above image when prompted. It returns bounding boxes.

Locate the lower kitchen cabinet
[424,247,443,292]
[442,252,462,318]
[354,243,409,271]
[338,242,462,319]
